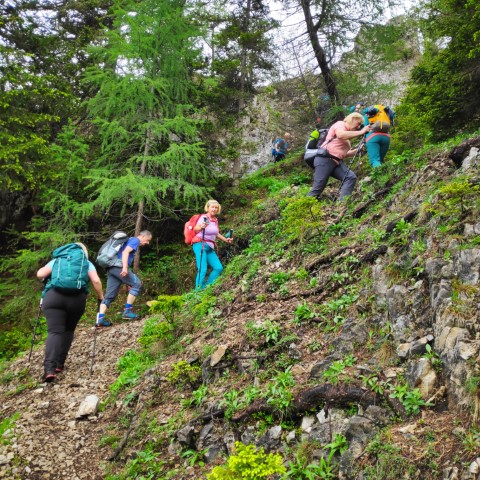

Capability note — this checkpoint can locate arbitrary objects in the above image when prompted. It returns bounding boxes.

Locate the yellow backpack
[365,104,393,133]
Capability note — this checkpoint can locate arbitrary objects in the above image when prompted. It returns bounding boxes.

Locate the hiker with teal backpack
[96,230,152,327]
[189,200,233,289]
[36,243,104,382]
[362,104,395,168]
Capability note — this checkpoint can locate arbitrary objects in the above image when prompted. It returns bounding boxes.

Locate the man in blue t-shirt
[272,132,292,162]
[96,230,152,327]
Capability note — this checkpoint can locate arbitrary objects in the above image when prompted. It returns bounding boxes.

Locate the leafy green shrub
[166,360,201,389]
[148,295,183,318]
[425,178,480,220]
[110,349,154,398]
[279,197,324,242]
[0,321,46,361]
[207,441,286,479]
[138,317,175,347]
[220,385,261,420]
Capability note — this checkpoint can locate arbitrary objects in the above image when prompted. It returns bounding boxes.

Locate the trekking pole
[89,299,102,375]
[196,217,207,288]
[336,134,366,201]
[28,298,43,363]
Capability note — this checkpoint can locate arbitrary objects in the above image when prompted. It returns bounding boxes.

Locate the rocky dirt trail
[0,318,145,480]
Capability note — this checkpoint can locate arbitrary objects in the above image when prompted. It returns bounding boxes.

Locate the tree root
[232,383,393,423]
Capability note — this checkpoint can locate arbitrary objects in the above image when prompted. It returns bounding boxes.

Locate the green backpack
[45,243,90,295]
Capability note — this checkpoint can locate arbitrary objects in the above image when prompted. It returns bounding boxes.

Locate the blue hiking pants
[366,135,391,168]
[192,242,223,289]
[306,155,357,201]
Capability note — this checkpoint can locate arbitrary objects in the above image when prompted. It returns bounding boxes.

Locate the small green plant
[308,340,323,353]
[256,293,267,302]
[294,268,309,281]
[293,302,316,325]
[323,355,356,385]
[389,383,432,415]
[269,272,291,291]
[427,177,480,219]
[98,434,120,448]
[166,360,202,390]
[361,374,387,395]
[392,219,413,245]
[411,239,427,256]
[183,384,209,408]
[220,390,241,420]
[148,295,183,318]
[462,427,480,455]
[283,434,347,480]
[423,344,441,368]
[121,444,166,478]
[280,196,324,241]
[246,320,282,345]
[110,350,154,398]
[203,344,216,358]
[0,412,19,446]
[207,441,286,479]
[264,367,296,415]
[181,448,208,467]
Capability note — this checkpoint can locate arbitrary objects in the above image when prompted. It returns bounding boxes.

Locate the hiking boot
[122,308,139,320]
[55,365,64,373]
[96,318,112,327]
[43,373,57,383]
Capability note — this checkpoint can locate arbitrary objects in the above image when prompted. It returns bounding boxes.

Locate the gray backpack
[96,231,128,269]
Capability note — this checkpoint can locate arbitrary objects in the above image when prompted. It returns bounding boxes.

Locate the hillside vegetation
[1,136,480,479]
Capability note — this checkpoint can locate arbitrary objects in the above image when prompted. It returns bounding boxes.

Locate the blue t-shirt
[118,237,140,266]
[274,138,288,154]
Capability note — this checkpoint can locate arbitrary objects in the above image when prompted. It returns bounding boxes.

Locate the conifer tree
[80,0,211,234]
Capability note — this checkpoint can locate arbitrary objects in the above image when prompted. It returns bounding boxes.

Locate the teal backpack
[45,243,90,295]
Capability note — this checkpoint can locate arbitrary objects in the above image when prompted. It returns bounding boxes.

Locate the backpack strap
[318,135,343,162]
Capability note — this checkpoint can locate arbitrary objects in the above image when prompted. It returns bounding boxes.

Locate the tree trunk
[299,0,341,118]
[232,0,252,185]
[133,129,150,271]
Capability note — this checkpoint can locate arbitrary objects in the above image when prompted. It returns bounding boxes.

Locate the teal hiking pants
[192,242,224,289]
[366,134,391,168]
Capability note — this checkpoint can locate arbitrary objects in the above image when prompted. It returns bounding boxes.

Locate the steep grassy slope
[1,136,480,479]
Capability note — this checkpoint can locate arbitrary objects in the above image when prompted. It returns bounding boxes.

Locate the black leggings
[42,288,87,375]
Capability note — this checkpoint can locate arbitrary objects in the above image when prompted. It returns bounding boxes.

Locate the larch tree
[80,0,212,254]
